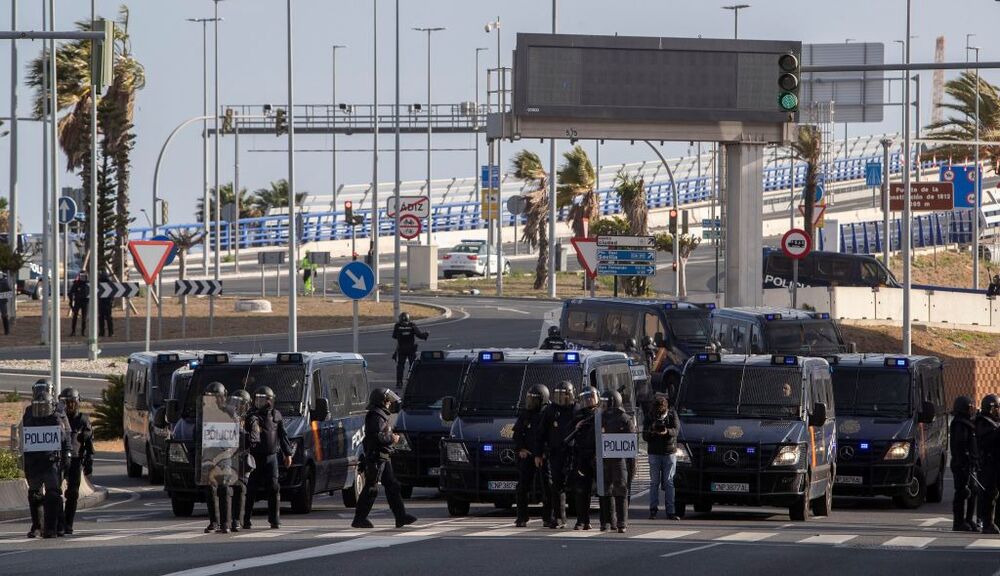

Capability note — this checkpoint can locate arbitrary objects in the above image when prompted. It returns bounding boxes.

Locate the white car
[440,240,510,279]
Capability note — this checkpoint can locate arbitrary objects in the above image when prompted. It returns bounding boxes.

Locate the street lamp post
[414,27,445,246]
[331,44,346,216]
[213,0,223,291]
[474,46,488,255]
[371,0,380,303]
[286,0,298,351]
[902,0,912,355]
[393,0,400,318]
[968,45,982,289]
[8,0,17,324]
[47,0,61,394]
[187,17,219,277]
[88,0,99,359]
[721,4,750,40]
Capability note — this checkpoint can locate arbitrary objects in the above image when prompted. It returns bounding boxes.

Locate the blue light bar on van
[772,355,798,366]
[701,303,717,310]
[157,353,180,363]
[707,445,717,453]
[277,353,303,364]
[812,312,831,320]
[479,351,504,362]
[202,353,229,365]
[860,442,870,450]
[663,303,676,309]
[421,351,445,360]
[482,444,494,453]
[884,357,909,368]
[553,352,579,363]
[764,313,783,321]
[695,352,721,363]
[188,360,200,369]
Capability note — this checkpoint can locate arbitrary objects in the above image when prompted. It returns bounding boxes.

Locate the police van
[674,353,837,521]
[123,351,215,484]
[710,307,853,356]
[392,350,476,498]
[438,349,639,517]
[163,352,370,517]
[559,298,715,396]
[830,354,947,508]
[763,249,901,289]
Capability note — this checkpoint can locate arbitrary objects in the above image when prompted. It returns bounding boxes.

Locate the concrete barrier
[0,474,108,521]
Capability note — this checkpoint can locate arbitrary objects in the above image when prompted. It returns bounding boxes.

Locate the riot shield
[196,395,241,486]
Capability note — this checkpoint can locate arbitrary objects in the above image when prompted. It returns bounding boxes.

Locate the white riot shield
[196,395,241,486]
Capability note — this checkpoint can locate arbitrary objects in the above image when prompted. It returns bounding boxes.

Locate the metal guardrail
[839,210,976,254]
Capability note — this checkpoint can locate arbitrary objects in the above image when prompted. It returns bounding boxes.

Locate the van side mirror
[440,396,457,422]
[809,402,827,427]
[918,400,935,424]
[654,332,665,347]
[135,389,148,412]
[165,400,180,425]
[153,406,167,429]
[313,398,330,422]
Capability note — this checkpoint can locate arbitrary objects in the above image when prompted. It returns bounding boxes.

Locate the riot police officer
[540,326,567,350]
[0,271,11,335]
[59,388,92,535]
[976,394,1000,534]
[539,380,576,529]
[392,313,429,389]
[229,389,257,533]
[599,390,635,533]
[69,272,90,337]
[950,396,979,532]
[203,382,233,534]
[244,386,294,530]
[22,392,71,538]
[568,386,600,531]
[97,272,114,337]
[352,388,417,529]
[514,384,551,527]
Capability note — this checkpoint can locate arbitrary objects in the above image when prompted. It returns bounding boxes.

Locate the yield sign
[570,237,599,279]
[128,240,175,285]
[798,203,827,226]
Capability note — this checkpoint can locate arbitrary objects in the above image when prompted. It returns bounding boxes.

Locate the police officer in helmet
[950,396,979,532]
[202,382,233,534]
[392,312,429,389]
[514,384,552,527]
[59,388,92,534]
[539,380,576,528]
[599,389,635,533]
[244,386,294,529]
[567,386,600,530]
[541,326,567,350]
[352,388,417,529]
[22,391,71,538]
[229,389,257,533]
[976,394,1000,534]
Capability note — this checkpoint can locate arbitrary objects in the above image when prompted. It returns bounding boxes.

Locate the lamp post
[968,45,981,289]
[331,44,346,215]
[8,0,17,324]
[371,0,380,303]
[901,0,912,355]
[474,46,488,253]
[187,16,220,277]
[48,0,61,393]
[212,0,223,289]
[393,0,400,317]
[721,4,750,39]
[414,27,445,246]
[485,18,503,292]
[286,0,298,351]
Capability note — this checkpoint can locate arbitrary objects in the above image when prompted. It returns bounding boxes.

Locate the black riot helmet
[524,384,550,412]
[61,387,81,414]
[204,382,226,398]
[548,326,561,338]
[625,337,638,351]
[982,394,1000,418]
[553,380,576,407]
[399,312,410,324]
[578,386,600,410]
[32,392,54,418]
[254,386,276,410]
[32,379,53,400]
[602,389,623,411]
[231,389,252,416]
[368,388,401,413]
[952,395,975,419]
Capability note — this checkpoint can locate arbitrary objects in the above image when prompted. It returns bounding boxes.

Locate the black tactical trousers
[395,350,416,388]
[205,483,232,530]
[64,458,83,530]
[516,456,551,524]
[98,309,113,337]
[27,463,63,535]
[231,478,248,530]
[980,463,999,531]
[599,495,628,530]
[354,460,407,524]
[71,304,88,335]
[246,454,281,527]
[0,301,8,335]
[546,451,569,524]
[573,472,594,527]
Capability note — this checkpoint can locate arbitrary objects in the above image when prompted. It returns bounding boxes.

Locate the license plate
[710,482,749,493]
[835,475,863,485]
[427,467,440,477]
[487,480,518,491]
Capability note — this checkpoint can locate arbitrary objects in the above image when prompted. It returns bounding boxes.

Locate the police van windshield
[832,368,911,418]
[764,320,843,354]
[458,363,582,416]
[183,364,307,418]
[404,363,467,409]
[665,310,711,343]
[153,361,187,407]
[679,365,802,419]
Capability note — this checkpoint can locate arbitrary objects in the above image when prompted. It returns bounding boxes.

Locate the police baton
[970,471,986,492]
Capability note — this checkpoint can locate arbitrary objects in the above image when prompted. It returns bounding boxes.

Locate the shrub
[2,390,19,403]
[92,374,125,441]
[0,450,21,479]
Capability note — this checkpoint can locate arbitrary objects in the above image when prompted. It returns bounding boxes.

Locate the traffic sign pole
[339,261,375,354]
[781,228,812,309]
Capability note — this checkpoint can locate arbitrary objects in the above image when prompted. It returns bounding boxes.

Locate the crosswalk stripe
[467,529,534,537]
[315,531,371,539]
[882,536,935,548]
[0,539,32,544]
[714,532,777,542]
[550,530,602,538]
[798,534,858,545]
[397,527,461,537]
[151,533,204,540]
[631,530,699,540]
[73,534,132,542]
[233,530,301,539]
[967,539,1000,549]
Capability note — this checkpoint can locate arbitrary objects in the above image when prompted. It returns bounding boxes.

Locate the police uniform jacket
[950,412,978,471]
[69,279,89,308]
[540,336,567,350]
[602,407,635,492]
[975,414,1000,466]
[362,406,396,463]
[539,403,576,455]
[392,321,428,352]
[568,408,598,478]
[66,412,93,459]
[513,409,544,456]
[0,275,10,305]
[250,408,293,460]
[21,411,72,476]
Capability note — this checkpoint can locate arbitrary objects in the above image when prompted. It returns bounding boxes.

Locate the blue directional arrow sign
[151,234,179,267]
[597,250,656,262]
[58,196,78,225]
[338,260,375,300]
[596,263,656,277]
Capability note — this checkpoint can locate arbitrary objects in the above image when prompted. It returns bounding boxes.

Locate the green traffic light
[779,92,799,111]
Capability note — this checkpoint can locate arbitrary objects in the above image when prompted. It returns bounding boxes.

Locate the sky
[0,0,997,233]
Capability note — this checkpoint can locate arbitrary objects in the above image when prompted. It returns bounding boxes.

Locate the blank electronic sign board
[514,34,801,125]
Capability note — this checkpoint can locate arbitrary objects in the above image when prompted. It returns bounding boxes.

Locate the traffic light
[778,53,800,113]
[160,200,169,226]
[344,200,354,223]
[669,209,678,235]
[275,108,288,136]
[90,19,114,89]
[222,108,234,134]
[681,209,689,235]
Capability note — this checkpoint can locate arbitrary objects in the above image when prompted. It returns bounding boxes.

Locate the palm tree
[250,179,308,215]
[613,171,649,295]
[557,145,599,238]
[791,124,822,243]
[924,71,1000,171]
[196,183,256,222]
[654,233,702,297]
[511,150,549,290]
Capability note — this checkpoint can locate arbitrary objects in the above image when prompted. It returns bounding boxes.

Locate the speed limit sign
[781,228,812,260]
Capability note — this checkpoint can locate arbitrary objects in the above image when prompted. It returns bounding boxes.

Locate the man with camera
[643,395,679,520]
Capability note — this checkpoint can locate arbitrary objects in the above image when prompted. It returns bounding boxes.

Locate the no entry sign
[781,228,811,260]
[398,214,422,240]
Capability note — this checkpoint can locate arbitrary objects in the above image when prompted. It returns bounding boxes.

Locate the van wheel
[400,485,413,499]
[893,468,926,509]
[171,497,195,518]
[147,444,164,484]
[443,271,454,280]
[810,480,833,517]
[342,467,362,508]
[32,284,41,300]
[290,470,314,514]
[124,441,143,479]
[693,502,713,514]
[925,459,945,504]
[447,497,470,517]
[789,473,810,521]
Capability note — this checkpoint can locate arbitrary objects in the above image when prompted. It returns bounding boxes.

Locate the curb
[403,291,563,303]
[0,476,108,521]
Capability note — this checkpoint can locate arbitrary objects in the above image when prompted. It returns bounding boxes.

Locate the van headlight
[445,442,469,463]
[771,445,802,467]
[395,432,412,452]
[675,443,692,464]
[883,442,911,461]
[169,443,189,464]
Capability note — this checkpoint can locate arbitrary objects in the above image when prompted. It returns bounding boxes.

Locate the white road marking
[73,534,133,542]
[550,530,601,538]
[396,527,460,537]
[798,534,858,545]
[660,542,724,558]
[232,530,301,539]
[882,536,935,548]
[315,531,371,538]
[495,307,529,315]
[632,530,699,540]
[151,533,204,540]
[968,539,1000,549]
[918,517,952,528]
[0,539,32,544]
[467,529,534,537]
[714,532,777,542]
